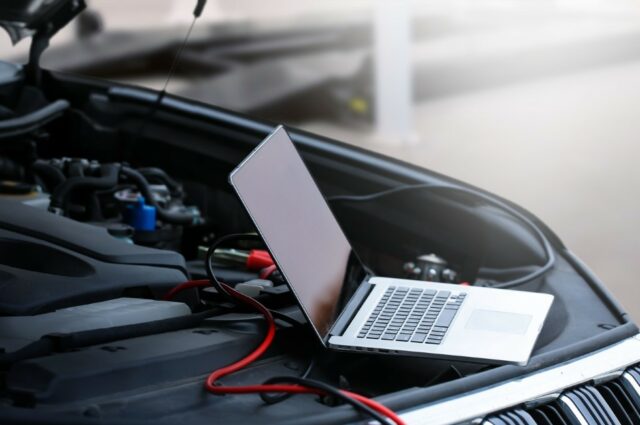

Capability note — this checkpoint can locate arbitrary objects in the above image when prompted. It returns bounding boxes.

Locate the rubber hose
[48,163,120,213]
[120,166,194,225]
[138,167,183,195]
[32,160,66,191]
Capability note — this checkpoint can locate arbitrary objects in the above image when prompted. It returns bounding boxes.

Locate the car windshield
[0,0,639,321]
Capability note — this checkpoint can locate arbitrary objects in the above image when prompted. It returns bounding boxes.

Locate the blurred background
[1,0,639,318]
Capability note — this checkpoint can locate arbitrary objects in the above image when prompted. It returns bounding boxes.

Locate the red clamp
[246,249,274,271]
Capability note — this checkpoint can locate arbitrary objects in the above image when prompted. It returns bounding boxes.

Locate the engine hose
[48,163,120,214]
[138,167,183,195]
[31,160,66,191]
[120,166,195,225]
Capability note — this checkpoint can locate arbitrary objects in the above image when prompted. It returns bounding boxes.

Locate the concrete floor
[306,60,640,321]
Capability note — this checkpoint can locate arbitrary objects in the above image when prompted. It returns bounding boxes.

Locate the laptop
[229,126,553,365]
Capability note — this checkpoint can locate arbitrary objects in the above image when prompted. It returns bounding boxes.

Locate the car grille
[484,364,640,425]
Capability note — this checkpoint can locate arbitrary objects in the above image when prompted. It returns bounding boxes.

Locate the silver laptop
[229,126,553,365]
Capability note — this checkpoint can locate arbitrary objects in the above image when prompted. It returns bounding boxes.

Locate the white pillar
[373,0,416,145]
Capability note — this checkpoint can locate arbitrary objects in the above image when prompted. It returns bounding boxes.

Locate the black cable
[327,182,555,289]
[261,376,391,425]
[205,235,388,423]
[260,357,316,405]
[270,310,305,327]
[204,233,304,326]
[205,233,260,299]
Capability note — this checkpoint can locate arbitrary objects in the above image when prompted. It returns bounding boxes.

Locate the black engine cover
[0,200,187,315]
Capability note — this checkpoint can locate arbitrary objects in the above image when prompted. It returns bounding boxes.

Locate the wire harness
[327,182,555,289]
[164,233,406,425]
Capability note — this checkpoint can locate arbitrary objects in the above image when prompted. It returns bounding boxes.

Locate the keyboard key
[381,333,395,340]
[396,334,411,342]
[367,334,381,339]
[411,333,427,343]
[425,338,441,345]
[435,309,458,328]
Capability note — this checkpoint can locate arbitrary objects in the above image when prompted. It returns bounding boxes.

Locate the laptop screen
[229,126,356,341]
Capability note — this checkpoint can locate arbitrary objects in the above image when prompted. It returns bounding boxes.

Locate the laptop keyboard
[356,287,466,345]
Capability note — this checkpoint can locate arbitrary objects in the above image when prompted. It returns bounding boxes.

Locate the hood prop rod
[133,0,207,143]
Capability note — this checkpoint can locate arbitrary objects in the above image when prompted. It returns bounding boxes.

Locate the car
[0,1,638,424]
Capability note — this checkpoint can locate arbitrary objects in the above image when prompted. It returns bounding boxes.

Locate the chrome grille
[484,364,640,425]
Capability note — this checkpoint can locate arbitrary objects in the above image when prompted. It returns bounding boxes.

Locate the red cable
[162,279,210,301]
[164,280,406,425]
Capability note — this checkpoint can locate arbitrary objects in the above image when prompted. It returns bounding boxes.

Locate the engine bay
[0,72,635,424]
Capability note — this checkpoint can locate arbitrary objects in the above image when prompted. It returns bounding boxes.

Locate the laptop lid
[229,126,365,344]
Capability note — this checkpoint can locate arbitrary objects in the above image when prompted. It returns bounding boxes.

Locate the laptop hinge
[328,279,374,338]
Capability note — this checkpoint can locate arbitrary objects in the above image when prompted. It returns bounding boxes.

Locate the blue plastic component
[125,196,156,232]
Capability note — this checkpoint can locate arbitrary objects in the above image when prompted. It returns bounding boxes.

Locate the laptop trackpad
[465,309,532,335]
